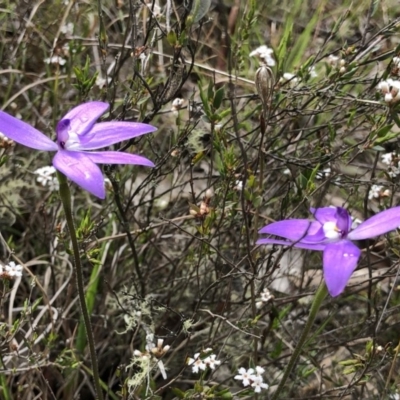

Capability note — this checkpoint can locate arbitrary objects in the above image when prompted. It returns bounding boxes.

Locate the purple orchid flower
[0,101,156,199]
[257,206,400,297]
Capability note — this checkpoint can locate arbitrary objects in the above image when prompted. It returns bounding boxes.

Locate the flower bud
[255,64,275,111]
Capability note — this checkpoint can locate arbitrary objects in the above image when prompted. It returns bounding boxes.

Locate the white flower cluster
[44,55,67,66]
[249,45,275,66]
[256,288,274,309]
[279,67,317,87]
[368,184,390,200]
[326,54,346,73]
[234,180,244,191]
[34,166,60,191]
[316,166,332,180]
[234,366,269,393]
[1,262,23,278]
[60,22,74,36]
[377,79,400,104]
[392,57,400,69]
[381,152,400,178]
[95,75,112,89]
[280,72,299,87]
[171,98,184,114]
[187,349,221,373]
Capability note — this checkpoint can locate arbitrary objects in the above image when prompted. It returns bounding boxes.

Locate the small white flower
[378,79,400,103]
[95,75,111,88]
[388,166,400,178]
[251,375,269,392]
[234,180,244,191]
[171,98,184,109]
[368,184,383,200]
[60,22,74,36]
[44,55,67,66]
[147,338,171,357]
[254,365,265,376]
[327,54,340,66]
[381,152,393,165]
[4,262,23,277]
[280,72,299,87]
[258,288,274,305]
[384,93,393,103]
[187,353,207,373]
[316,167,331,180]
[378,81,390,94]
[308,66,318,78]
[393,57,400,67]
[171,98,184,115]
[250,45,275,66]
[282,72,296,81]
[204,354,221,369]
[34,166,59,191]
[234,367,255,387]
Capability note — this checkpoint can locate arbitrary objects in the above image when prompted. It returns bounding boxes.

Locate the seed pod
[255,64,275,115]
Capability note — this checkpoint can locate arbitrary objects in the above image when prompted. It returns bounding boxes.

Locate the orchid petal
[348,206,400,240]
[56,102,109,137]
[310,206,338,223]
[0,111,58,151]
[258,219,323,242]
[76,122,157,150]
[335,207,352,233]
[322,240,361,297]
[256,238,326,251]
[85,151,155,167]
[53,150,105,199]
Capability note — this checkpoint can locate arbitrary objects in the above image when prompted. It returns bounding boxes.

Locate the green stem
[57,172,104,400]
[271,282,328,400]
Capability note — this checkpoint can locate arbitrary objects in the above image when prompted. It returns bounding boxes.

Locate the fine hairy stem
[271,282,328,400]
[57,172,104,400]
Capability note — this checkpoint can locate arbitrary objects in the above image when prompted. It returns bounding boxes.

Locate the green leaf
[213,87,225,110]
[171,388,185,399]
[270,338,283,359]
[375,132,398,145]
[288,0,327,67]
[199,84,212,117]
[375,124,393,138]
[167,31,177,46]
[390,110,400,129]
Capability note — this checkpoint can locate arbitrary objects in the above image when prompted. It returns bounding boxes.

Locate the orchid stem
[57,172,104,400]
[271,282,328,400]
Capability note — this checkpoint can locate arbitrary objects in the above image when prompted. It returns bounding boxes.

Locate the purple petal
[310,207,338,223]
[76,122,157,150]
[85,151,155,167]
[0,110,58,151]
[322,240,361,297]
[348,206,400,240]
[335,207,352,234]
[258,219,323,242]
[256,238,326,251]
[53,150,105,198]
[57,102,109,137]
